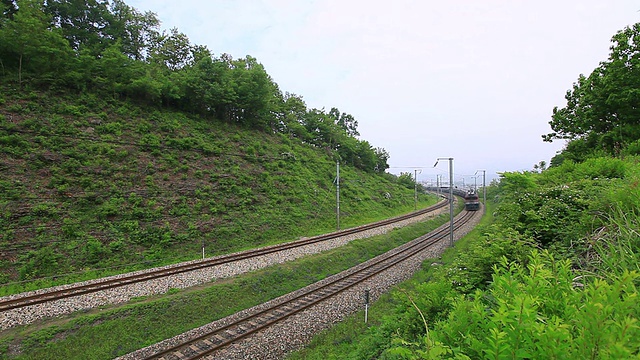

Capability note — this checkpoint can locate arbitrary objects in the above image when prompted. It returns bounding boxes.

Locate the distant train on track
[464,190,480,211]
[425,186,481,211]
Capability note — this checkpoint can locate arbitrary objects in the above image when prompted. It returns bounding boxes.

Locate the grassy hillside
[0,86,435,292]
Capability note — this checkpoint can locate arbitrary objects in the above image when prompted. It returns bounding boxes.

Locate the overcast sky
[128,0,639,185]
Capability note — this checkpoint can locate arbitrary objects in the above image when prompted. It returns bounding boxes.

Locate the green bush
[18,247,62,280]
[83,237,110,265]
[99,122,123,136]
[431,250,640,359]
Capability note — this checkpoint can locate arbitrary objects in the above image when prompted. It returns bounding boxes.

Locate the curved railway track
[0,199,450,313]
[137,209,476,360]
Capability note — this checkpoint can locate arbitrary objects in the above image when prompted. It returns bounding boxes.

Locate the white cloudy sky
[128,0,638,184]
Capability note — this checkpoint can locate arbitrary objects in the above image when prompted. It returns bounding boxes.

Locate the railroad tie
[202,339,214,346]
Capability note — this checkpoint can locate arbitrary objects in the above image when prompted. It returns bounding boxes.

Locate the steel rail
[141,210,475,360]
[0,200,449,312]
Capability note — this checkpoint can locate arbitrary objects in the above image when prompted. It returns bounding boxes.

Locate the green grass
[287,157,640,359]
[286,203,495,360]
[0,212,452,360]
[0,85,439,295]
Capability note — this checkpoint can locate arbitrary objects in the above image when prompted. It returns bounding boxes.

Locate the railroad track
[0,200,449,313]
[139,209,475,360]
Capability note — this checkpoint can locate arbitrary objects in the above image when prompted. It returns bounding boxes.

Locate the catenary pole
[336,160,340,231]
[434,158,454,246]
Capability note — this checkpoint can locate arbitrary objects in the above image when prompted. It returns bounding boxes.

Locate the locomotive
[464,190,480,211]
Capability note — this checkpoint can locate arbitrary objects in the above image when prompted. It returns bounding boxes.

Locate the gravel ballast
[117,206,483,360]
[0,206,447,330]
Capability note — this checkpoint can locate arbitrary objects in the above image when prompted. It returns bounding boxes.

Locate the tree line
[0,0,390,173]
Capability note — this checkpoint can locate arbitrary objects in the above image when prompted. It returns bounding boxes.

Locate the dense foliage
[0,0,388,173]
[544,23,640,164]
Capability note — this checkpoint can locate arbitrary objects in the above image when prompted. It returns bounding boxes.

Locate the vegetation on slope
[0,83,436,292]
[0,0,436,291]
[0,0,388,174]
[287,22,640,360]
[288,158,640,360]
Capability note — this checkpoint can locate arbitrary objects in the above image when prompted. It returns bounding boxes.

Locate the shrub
[83,237,110,264]
[31,203,57,217]
[430,250,640,359]
[99,122,123,136]
[18,247,62,280]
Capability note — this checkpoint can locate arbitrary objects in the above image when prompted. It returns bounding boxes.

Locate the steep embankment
[0,88,432,289]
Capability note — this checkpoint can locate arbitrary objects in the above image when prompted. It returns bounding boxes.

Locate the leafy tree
[0,0,72,85]
[353,139,378,172]
[107,0,160,61]
[544,23,640,159]
[95,42,142,96]
[397,172,415,189]
[276,92,309,137]
[148,27,192,71]
[44,0,112,53]
[301,108,340,148]
[190,44,212,63]
[178,53,237,117]
[228,55,281,130]
[328,107,359,137]
[374,147,390,173]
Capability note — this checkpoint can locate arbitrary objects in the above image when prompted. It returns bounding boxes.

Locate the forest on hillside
[0,0,389,173]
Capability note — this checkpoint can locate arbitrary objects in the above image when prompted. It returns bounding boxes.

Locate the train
[425,186,481,211]
[464,190,480,211]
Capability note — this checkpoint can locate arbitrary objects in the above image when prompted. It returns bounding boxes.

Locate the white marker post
[364,289,370,323]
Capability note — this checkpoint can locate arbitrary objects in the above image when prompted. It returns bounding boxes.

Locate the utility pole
[414,169,421,211]
[434,157,454,247]
[336,160,340,231]
[475,169,486,205]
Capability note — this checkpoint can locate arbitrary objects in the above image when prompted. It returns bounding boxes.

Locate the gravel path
[0,206,447,330]
[117,205,483,360]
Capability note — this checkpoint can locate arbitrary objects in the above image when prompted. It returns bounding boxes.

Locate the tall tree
[44,0,112,53]
[229,55,280,129]
[543,23,640,157]
[0,0,72,85]
[148,27,192,71]
[108,0,159,61]
[276,92,308,136]
[329,107,359,137]
[374,147,390,173]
